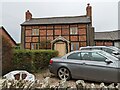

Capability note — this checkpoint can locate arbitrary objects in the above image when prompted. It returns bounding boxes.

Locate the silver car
[49,50,120,83]
[79,46,120,59]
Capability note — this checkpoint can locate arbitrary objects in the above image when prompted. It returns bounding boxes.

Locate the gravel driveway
[34,69,102,88]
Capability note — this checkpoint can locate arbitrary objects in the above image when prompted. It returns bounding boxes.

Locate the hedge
[13,50,58,72]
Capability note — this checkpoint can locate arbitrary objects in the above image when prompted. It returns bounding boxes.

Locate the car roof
[73,49,103,53]
[80,46,120,51]
[80,46,107,48]
[64,50,103,58]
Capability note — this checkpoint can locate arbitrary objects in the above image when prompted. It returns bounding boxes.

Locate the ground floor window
[31,43,39,50]
[71,42,79,51]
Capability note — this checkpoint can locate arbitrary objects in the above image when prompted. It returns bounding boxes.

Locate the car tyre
[57,67,71,80]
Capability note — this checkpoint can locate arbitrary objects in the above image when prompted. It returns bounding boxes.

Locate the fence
[0,77,120,90]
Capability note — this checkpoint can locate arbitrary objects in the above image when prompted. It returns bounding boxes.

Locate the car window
[91,52,106,61]
[81,52,92,60]
[91,48,101,50]
[102,48,113,54]
[67,52,81,60]
[81,52,106,61]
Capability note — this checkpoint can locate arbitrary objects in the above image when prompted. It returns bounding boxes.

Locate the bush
[13,50,58,72]
[13,50,33,72]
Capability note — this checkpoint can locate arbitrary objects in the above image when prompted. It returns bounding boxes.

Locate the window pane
[81,52,106,61]
[31,43,39,50]
[71,43,79,51]
[67,52,81,60]
[102,48,113,54]
[36,29,39,35]
[32,29,39,35]
[36,43,39,49]
[31,43,34,49]
[71,43,74,51]
[81,52,90,60]
[70,27,78,35]
[91,52,106,61]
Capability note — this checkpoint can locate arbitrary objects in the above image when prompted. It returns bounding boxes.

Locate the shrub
[13,50,58,72]
[13,50,33,72]
[33,50,58,71]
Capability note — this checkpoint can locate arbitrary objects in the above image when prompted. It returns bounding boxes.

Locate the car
[49,50,120,83]
[3,70,35,81]
[79,46,120,59]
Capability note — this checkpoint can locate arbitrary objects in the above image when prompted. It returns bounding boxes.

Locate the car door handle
[81,63,86,65]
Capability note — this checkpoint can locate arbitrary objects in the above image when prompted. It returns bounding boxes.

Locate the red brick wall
[70,36,78,41]
[0,28,16,47]
[24,24,88,50]
[61,29,69,35]
[47,36,53,41]
[47,30,53,35]
[80,42,87,47]
[25,37,31,42]
[25,30,31,36]
[25,43,30,49]
[79,36,86,41]
[40,37,46,41]
[104,42,113,46]
[32,37,39,42]
[40,30,46,36]
[55,29,61,35]
[95,41,113,46]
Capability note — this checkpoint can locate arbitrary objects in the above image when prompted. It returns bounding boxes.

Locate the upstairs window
[70,27,78,35]
[32,29,39,35]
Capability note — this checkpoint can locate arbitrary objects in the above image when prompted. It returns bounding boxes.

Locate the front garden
[2,49,58,75]
[2,34,58,77]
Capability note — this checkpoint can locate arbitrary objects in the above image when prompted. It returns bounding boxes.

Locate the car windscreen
[99,51,119,61]
[110,47,120,52]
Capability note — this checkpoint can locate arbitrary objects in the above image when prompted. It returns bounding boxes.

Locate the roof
[95,30,120,40]
[21,15,91,26]
[0,26,17,45]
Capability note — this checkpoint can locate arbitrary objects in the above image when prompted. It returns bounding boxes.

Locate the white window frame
[32,29,39,35]
[70,27,78,35]
[31,43,39,50]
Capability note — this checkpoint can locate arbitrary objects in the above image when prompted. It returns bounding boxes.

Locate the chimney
[86,3,92,22]
[25,10,32,21]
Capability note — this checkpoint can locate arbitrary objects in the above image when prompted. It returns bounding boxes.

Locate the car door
[80,51,118,82]
[66,52,88,79]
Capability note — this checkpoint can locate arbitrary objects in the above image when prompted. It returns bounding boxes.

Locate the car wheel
[57,67,71,80]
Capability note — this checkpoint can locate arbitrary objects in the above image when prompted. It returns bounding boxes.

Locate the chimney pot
[25,10,32,21]
[87,3,90,6]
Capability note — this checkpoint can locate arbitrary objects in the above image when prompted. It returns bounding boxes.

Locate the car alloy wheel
[58,67,70,80]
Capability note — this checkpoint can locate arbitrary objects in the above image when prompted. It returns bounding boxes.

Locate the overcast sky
[0,0,120,43]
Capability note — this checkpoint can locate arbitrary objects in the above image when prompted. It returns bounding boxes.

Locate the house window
[71,43,79,51]
[70,27,78,35]
[32,29,39,35]
[31,43,39,50]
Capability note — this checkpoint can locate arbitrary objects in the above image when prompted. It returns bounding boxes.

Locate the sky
[0,0,120,43]
[118,1,120,29]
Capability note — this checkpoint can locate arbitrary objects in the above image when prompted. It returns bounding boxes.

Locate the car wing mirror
[112,51,119,55]
[105,59,113,64]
